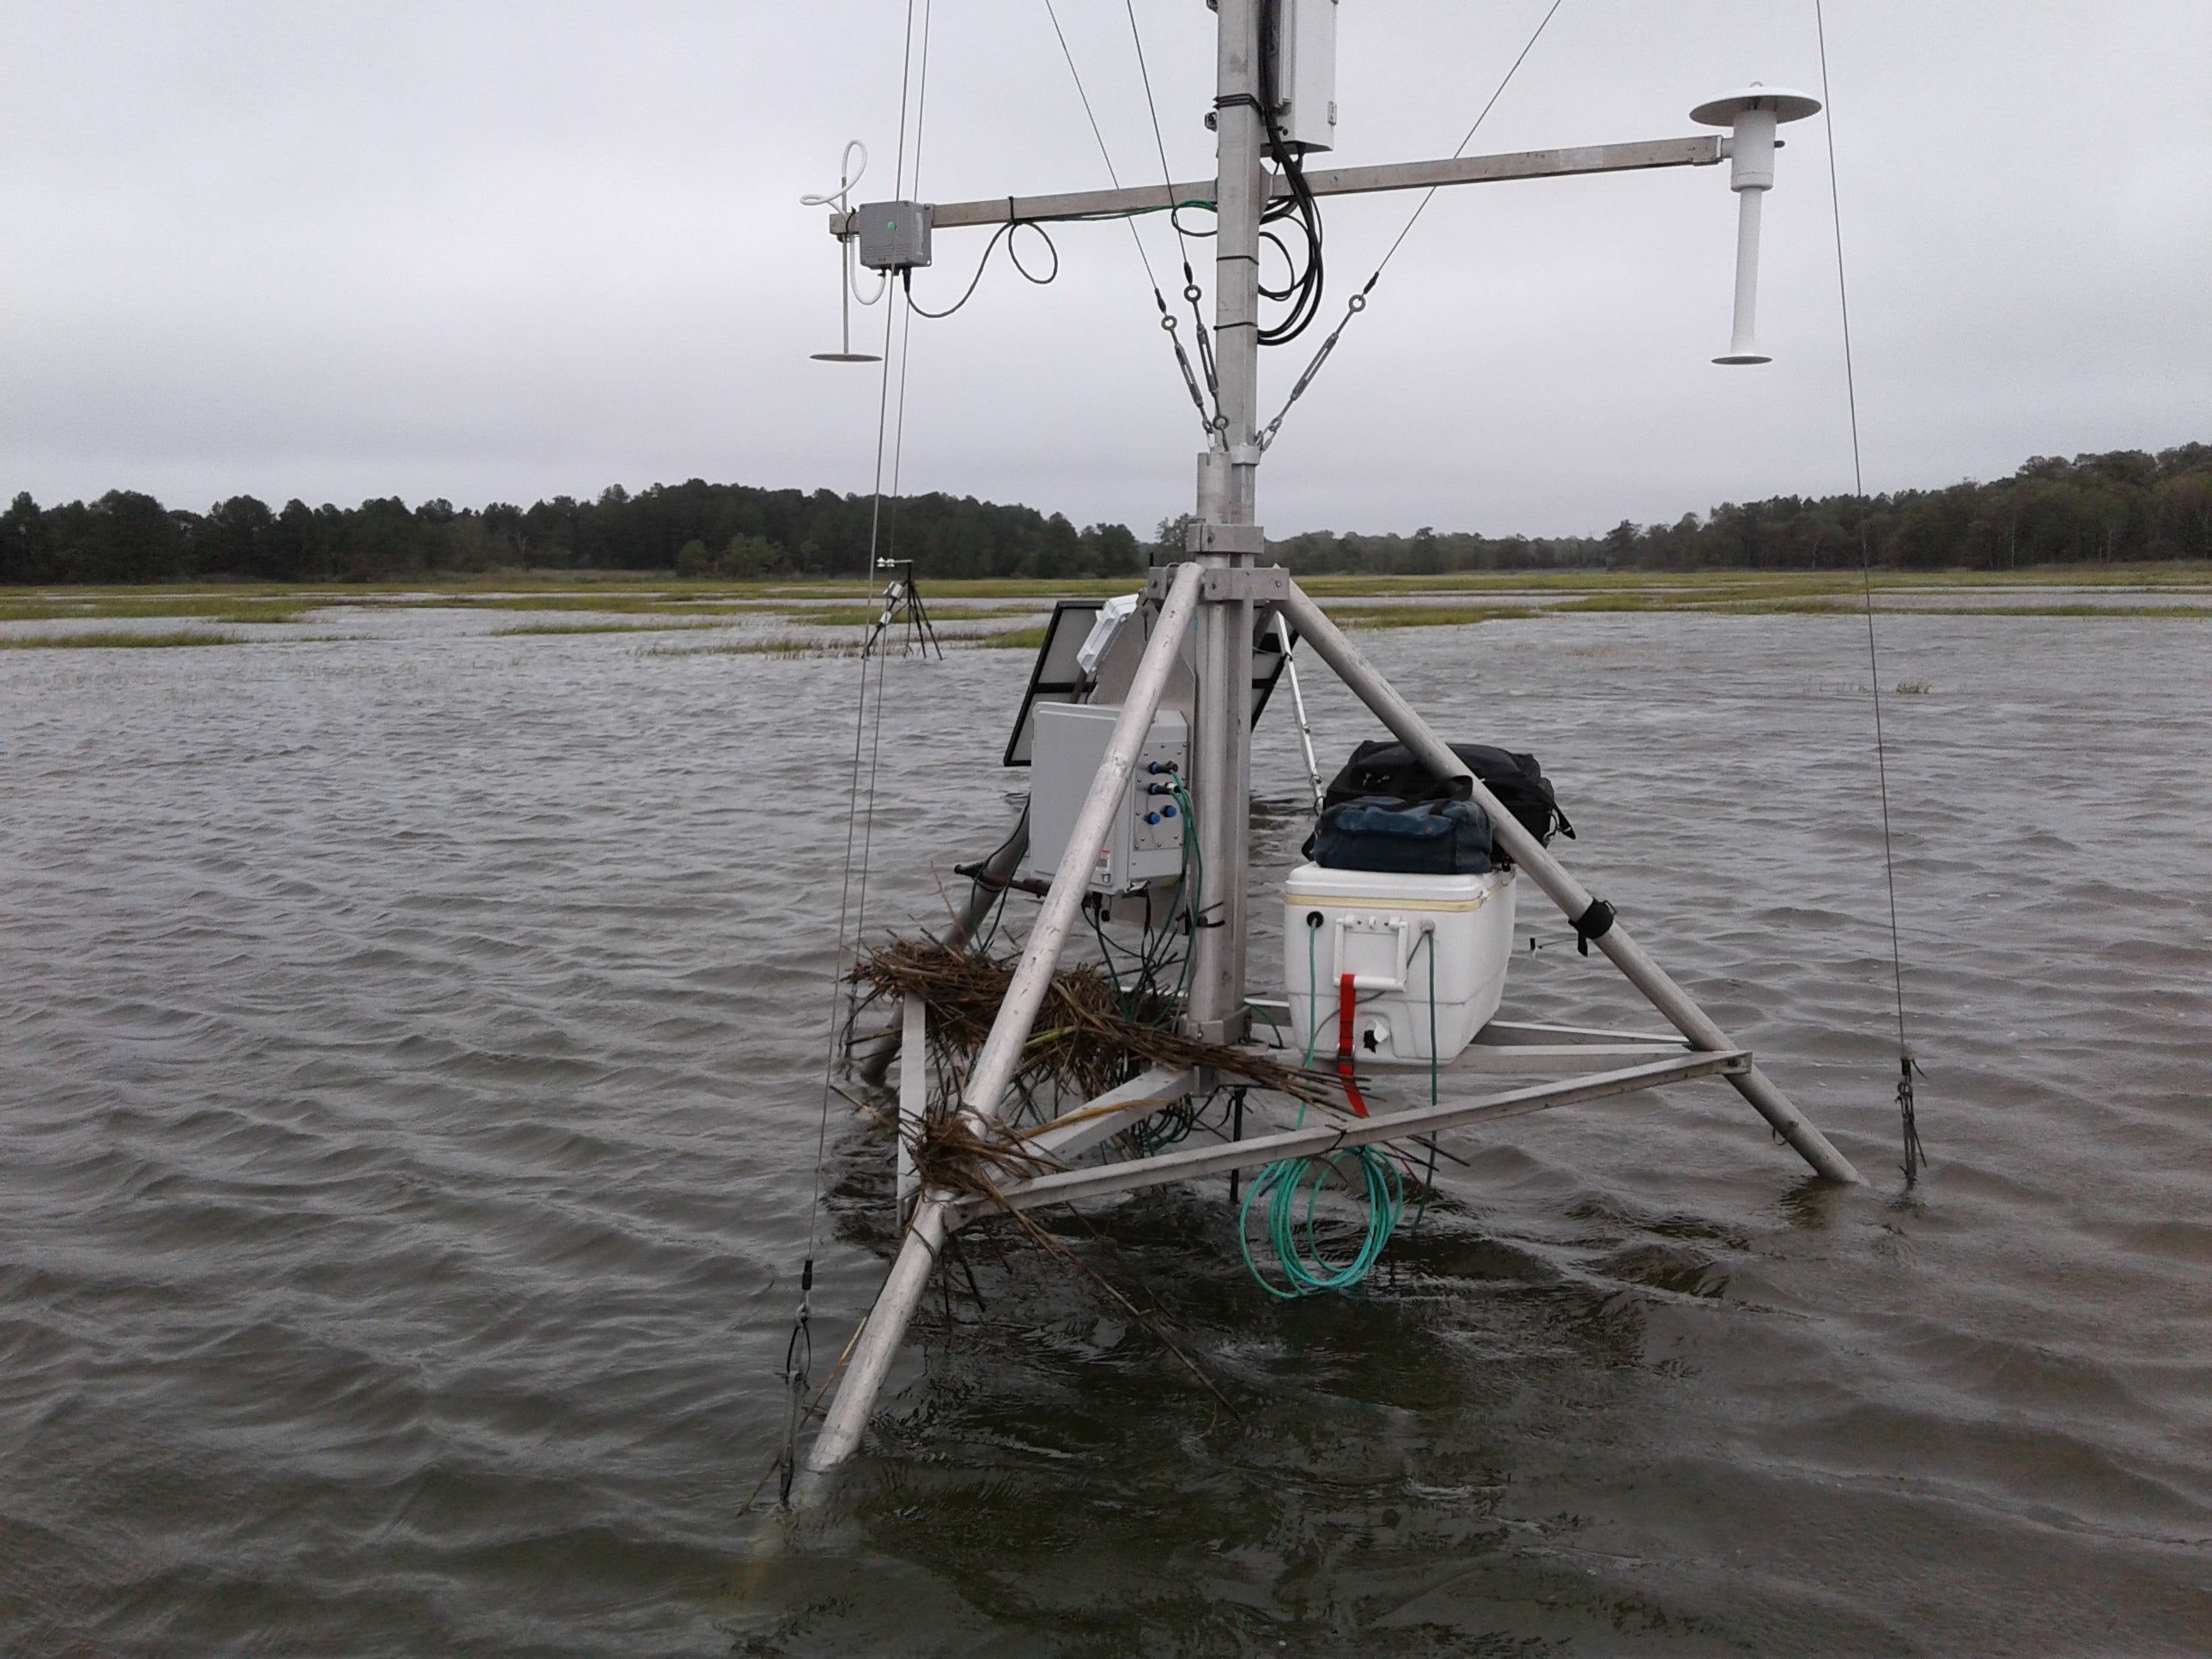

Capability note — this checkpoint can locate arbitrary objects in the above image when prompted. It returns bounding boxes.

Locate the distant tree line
[1261,445,2212,575]
[1259,523,1605,576]
[0,480,1145,586]
[1595,444,2212,572]
[3,444,2204,586]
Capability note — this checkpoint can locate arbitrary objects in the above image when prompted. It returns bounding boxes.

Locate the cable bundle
[1086,773,1202,1023]
[1255,0,1325,346]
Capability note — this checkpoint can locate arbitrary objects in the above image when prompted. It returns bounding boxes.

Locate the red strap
[1334,972,1370,1117]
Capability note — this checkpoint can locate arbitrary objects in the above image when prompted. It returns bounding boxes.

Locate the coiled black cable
[1255,0,1325,346]
[903,219,1059,319]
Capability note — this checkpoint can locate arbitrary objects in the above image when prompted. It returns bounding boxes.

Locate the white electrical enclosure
[1269,0,1338,153]
[1027,704,1189,894]
[1283,864,1516,1065]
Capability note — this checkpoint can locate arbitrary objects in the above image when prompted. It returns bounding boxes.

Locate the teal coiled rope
[1239,1145,1404,1298]
[1239,913,1408,1297]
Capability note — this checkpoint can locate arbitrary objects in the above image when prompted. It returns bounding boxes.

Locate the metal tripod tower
[799,3,1851,1487]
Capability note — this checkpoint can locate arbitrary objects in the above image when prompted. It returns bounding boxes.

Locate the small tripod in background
[863,559,943,659]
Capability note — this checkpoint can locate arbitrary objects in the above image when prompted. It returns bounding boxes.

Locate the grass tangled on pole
[851,937,1339,1113]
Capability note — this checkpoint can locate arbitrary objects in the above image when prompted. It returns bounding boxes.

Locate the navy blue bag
[1310,795,1493,876]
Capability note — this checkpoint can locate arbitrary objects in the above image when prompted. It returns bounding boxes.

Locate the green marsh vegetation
[969,624,1051,650]
[0,629,245,649]
[0,595,313,624]
[489,619,732,637]
[7,565,2209,653]
[642,635,869,659]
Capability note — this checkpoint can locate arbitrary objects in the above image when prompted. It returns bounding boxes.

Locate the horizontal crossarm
[958,1050,1747,1220]
[829,136,1722,236]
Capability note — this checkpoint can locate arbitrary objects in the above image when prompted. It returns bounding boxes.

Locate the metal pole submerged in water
[805,563,1206,1478]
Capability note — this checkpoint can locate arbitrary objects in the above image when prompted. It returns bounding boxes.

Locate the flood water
[3,609,2209,1656]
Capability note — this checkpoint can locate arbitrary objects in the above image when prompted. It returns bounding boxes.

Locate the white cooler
[1282,863,1516,1066]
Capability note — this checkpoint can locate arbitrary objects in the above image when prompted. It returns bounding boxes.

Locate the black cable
[960,806,1029,955]
[787,0,924,1507]
[1252,0,1563,449]
[1254,0,1325,346]
[903,220,1059,319]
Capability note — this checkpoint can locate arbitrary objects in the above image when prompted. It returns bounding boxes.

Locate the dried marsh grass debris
[850,937,1337,1109]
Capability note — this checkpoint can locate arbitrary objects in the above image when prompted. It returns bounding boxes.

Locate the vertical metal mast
[1185,0,1264,1042]
[1207,0,1263,526]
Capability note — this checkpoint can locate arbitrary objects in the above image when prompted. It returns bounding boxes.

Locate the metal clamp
[1146,562,1289,602]
[1182,521,1267,557]
[1184,1009,1251,1047]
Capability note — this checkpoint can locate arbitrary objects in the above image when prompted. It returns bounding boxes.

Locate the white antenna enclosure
[1691,86,1820,365]
[1268,0,1339,153]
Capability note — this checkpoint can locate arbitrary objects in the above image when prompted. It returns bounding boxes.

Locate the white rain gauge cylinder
[1690,87,1821,365]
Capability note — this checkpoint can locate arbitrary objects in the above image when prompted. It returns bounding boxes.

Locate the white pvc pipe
[1275,611,1324,816]
[1717,105,1778,364]
[896,994,924,1216]
[1723,185,1767,362]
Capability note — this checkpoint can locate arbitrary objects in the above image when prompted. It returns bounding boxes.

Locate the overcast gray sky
[2,2,2206,538]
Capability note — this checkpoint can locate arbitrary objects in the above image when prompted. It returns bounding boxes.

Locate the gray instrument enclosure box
[1026,704,1189,895]
[856,201,933,270]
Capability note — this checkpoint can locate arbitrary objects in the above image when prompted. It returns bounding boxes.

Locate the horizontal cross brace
[1449,1042,1696,1076]
[957,1048,1747,1220]
[830,135,1723,237]
[1471,1018,1686,1047]
[1018,1065,1199,1163]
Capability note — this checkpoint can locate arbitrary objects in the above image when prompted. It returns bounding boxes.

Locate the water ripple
[4,615,2209,1654]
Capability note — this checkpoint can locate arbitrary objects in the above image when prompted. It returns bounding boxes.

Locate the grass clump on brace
[851,938,1337,1118]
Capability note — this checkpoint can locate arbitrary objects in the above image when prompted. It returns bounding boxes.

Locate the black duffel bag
[1321,739,1574,854]
[1310,795,1493,877]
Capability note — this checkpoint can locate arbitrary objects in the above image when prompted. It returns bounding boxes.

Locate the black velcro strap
[1571,898,1616,956]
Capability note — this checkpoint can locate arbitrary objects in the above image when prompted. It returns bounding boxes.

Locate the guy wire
[857,0,936,951]
[1044,0,1221,434]
[1123,0,1188,263]
[781,0,928,1504]
[805,0,928,1279]
[1255,0,1564,449]
[1041,0,1158,290]
[1815,0,1923,1182]
[1371,0,1565,281]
